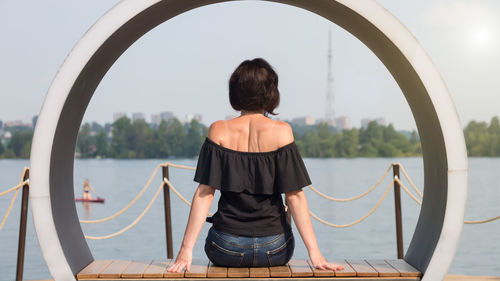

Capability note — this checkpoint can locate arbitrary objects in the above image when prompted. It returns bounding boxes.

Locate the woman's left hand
[167,246,192,272]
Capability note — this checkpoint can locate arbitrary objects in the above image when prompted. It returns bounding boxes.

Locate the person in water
[83,179,92,200]
[167,58,344,272]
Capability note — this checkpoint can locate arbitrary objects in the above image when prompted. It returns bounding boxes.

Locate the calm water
[0,158,499,279]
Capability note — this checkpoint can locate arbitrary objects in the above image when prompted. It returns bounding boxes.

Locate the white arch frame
[30,1,468,280]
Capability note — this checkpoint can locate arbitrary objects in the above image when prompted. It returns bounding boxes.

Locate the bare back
[207,114,294,153]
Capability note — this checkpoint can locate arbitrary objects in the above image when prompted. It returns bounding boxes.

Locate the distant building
[315,118,335,127]
[334,116,351,130]
[160,111,174,122]
[185,114,202,123]
[132,113,145,122]
[361,117,387,128]
[113,112,127,122]
[291,116,315,126]
[5,120,24,127]
[151,114,161,126]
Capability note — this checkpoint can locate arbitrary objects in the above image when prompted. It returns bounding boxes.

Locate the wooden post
[16,168,30,281]
[393,164,404,259]
[162,165,173,259]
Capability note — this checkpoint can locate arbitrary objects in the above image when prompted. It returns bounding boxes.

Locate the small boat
[75,197,105,203]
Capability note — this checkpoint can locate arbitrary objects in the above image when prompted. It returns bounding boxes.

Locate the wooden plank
[249,267,270,278]
[346,259,378,277]
[98,260,132,279]
[227,267,249,278]
[77,260,113,279]
[207,262,227,278]
[288,259,313,277]
[163,259,185,278]
[330,260,356,277]
[143,260,168,278]
[366,259,400,277]
[385,259,422,277]
[269,264,291,278]
[121,260,152,278]
[185,259,208,278]
[307,259,335,277]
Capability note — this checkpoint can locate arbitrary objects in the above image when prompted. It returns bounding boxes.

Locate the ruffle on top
[193,137,312,195]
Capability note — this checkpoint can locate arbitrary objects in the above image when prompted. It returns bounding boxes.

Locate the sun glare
[470,27,495,50]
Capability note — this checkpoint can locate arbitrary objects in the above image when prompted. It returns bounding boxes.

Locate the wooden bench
[77,259,421,280]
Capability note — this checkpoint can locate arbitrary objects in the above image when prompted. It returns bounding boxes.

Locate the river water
[0,158,498,279]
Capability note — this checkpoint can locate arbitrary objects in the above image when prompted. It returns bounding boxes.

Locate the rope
[309,180,394,228]
[84,181,164,240]
[0,169,29,232]
[394,177,422,205]
[80,164,163,224]
[464,216,500,224]
[0,186,21,232]
[163,162,196,171]
[163,177,214,216]
[397,163,423,198]
[394,172,499,225]
[308,164,392,202]
[0,180,28,197]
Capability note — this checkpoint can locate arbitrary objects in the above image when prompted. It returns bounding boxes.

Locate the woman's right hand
[309,251,344,271]
[167,246,193,273]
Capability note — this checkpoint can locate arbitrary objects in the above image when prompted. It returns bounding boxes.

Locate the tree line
[1,116,500,158]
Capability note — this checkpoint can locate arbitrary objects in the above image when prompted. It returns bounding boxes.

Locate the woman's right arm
[285,190,344,271]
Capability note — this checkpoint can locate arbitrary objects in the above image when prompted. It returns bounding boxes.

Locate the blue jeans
[204,227,294,267]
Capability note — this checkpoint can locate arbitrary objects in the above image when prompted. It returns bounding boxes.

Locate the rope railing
[393,176,500,225]
[308,164,393,202]
[309,179,394,228]
[0,168,29,232]
[84,181,165,240]
[163,177,214,217]
[80,163,166,224]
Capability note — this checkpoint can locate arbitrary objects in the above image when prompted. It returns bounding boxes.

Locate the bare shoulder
[273,120,294,146]
[208,120,227,143]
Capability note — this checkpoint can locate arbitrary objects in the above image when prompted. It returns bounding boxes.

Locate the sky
[0,0,499,130]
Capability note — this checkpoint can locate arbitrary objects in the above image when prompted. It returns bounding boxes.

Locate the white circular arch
[30,1,468,280]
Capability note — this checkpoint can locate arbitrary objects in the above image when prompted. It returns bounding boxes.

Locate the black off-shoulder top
[193,137,312,236]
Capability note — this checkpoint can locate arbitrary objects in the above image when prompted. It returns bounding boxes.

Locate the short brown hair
[229,58,280,116]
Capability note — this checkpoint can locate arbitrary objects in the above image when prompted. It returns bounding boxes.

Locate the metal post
[16,169,29,281]
[162,166,173,259]
[393,164,404,259]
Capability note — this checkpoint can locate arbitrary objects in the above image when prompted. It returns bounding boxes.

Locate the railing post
[16,168,29,281]
[162,165,173,259]
[393,163,404,259]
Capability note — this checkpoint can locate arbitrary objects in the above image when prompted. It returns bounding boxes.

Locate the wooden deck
[77,259,421,280]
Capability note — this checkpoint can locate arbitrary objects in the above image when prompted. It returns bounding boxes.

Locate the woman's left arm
[167,184,215,272]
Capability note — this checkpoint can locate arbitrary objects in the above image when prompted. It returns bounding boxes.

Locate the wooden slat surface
[366,260,400,277]
[207,262,227,278]
[163,259,185,278]
[307,259,335,277]
[78,258,421,279]
[77,260,113,279]
[289,260,313,277]
[99,260,132,279]
[346,259,378,277]
[120,260,151,278]
[227,267,249,278]
[269,265,291,278]
[143,260,168,278]
[185,259,208,278]
[331,260,356,277]
[249,267,270,278]
[385,259,422,277]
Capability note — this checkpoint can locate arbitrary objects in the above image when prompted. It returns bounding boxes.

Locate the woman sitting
[168,58,343,272]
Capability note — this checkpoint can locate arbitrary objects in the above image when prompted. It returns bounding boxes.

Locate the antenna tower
[325,27,335,122]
